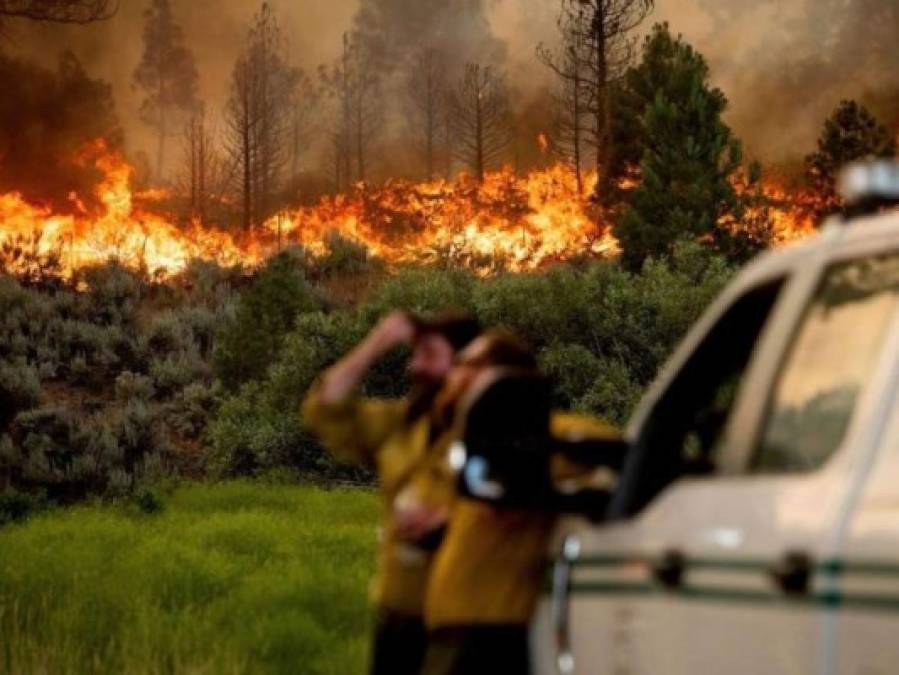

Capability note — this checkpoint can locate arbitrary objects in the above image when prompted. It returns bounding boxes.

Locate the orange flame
[0,140,817,280]
[537,133,550,153]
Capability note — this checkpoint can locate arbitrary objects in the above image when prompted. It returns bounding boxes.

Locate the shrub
[312,232,379,279]
[76,262,143,327]
[150,349,212,398]
[362,266,476,321]
[0,488,47,525]
[132,487,165,514]
[165,382,222,440]
[114,371,156,402]
[214,251,321,391]
[473,265,598,348]
[0,361,42,427]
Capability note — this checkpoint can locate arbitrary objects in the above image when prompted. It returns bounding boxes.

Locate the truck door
[535,252,899,675]
[824,254,899,675]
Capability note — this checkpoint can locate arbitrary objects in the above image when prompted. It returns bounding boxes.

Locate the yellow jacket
[302,386,455,617]
[424,413,618,629]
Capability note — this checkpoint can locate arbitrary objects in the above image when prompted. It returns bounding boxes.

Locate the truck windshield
[752,254,899,473]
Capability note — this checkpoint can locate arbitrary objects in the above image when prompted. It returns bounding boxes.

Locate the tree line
[2,0,896,271]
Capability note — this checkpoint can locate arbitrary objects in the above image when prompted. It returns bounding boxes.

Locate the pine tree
[133,0,199,183]
[612,23,705,182]
[449,63,511,183]
[555,0,654,203]
[616,25,743,270]
[805,100,896,217]
[225,2,299,228]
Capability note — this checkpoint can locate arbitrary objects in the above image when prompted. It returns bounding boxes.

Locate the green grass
[0,482,379,675]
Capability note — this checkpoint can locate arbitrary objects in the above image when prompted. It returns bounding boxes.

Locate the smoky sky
[4,0,899,171]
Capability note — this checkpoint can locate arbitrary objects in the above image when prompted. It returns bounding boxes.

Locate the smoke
[2,0,899,181]
[0,50,122,210]
[352,0,506,73]
[655,0,899,164]
[496,0,899,165]
[3,1,356,169]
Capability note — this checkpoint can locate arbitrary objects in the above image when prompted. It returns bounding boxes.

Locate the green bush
[0,488,47,525]
[214,251,321,391]
[0,361,41,427]
[312,232,381,279]
[164,381,222,440]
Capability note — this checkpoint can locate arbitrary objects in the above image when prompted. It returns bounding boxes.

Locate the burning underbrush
[0,140,816,282]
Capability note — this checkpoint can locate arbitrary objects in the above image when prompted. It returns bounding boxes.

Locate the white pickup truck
[531,165,899,675]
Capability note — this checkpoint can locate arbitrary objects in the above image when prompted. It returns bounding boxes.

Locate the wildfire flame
[0,139,816,280]
[537,133,550,153]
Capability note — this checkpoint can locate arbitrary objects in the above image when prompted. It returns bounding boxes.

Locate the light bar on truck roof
[839,160,899,207]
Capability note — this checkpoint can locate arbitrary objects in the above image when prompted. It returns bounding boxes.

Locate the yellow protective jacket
[301,385,455,617]
[424,413,619,629]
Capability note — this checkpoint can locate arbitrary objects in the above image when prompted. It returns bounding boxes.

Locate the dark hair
[412,311,481,353]
[463,331,538,370]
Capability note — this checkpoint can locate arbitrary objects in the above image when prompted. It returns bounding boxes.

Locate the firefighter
[301,310,480,675]
[420,332,617,675]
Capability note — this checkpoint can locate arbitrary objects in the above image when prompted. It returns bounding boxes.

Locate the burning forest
[2,2,899,673]
[0,137,817,281]
[0,0,855,284]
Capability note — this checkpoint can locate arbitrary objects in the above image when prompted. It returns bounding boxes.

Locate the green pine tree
[615,24,745,270]
[805,100,896,218]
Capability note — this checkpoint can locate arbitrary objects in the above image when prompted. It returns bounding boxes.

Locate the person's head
[434,331,537,425]
[407,312,482,387]
[405,312,481,421]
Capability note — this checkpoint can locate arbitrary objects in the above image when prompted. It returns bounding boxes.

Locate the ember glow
[0,141,815,279]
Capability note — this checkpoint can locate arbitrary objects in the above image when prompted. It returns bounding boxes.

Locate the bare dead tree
[225,2,297,229]
[440,88,455,178]
[179,106,226,223]
[404,48,449,180]
[133,0,199,183]
[542,0,653,201]
[449,63,512,183]
[0,0,117,23]
[322,32,384,190]
[348,39,383,184]
[288,70,320,189]
[226,53,255,230]
[538,7,591,194]
[320,35,352,191]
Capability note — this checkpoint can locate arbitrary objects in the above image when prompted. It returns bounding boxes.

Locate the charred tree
[322,33,383,190]
[0,0,117,23]
[225,2,298,229]
[132,0,198,184]
[179,106,225,223]
[450,63,511,183]
[288,71,319,190]
[538,6,591,194]
[404,48,449,180]
[543,0,653,203]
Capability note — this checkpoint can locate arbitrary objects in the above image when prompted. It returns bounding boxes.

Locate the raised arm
[303,312,416,467]
[318,311,416,405]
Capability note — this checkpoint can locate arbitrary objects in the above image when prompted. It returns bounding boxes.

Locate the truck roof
[738,210,899,287]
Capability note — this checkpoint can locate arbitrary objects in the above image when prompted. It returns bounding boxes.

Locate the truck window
[610,278,786,518]
[752,254,899,473]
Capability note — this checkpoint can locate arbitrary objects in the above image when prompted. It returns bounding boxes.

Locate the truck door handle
[653,549,686,589]
[552,534,580,674]
[768,551,813,596]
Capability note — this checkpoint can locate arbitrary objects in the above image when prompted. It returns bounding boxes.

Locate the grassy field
[0,482,379,675]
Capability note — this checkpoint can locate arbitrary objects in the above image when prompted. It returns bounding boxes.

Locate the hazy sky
[6,0,896,170]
